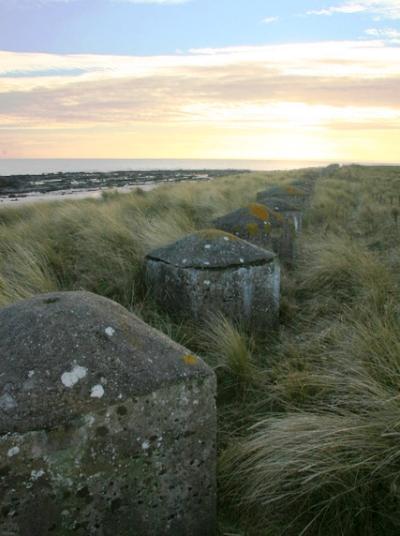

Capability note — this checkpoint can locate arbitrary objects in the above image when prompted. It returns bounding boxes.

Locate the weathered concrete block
[146,229,280,333]
[0,291,216,536]
[290,178,317,195]
[212,203,295,267]
[255,195,303,235]
[321,163,340,176]
[256,185,308,210]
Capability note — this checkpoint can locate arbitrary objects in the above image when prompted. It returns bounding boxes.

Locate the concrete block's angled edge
[0,291,217,536]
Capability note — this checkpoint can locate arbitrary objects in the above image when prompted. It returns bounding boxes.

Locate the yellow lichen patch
[248,203,270,221]
[259,204,284,224]
[246,222,260,237]
[183,354,198,366]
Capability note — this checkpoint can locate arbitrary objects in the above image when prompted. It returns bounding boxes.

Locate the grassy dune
[1,164,400,534]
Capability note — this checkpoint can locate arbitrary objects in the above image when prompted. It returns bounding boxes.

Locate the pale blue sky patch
[0,68,88,78]
[1,0,399,55]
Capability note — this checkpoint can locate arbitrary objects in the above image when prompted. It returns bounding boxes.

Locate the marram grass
[1,165,400,535]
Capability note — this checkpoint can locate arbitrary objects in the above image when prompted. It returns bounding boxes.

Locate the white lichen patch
[0,393,17,411]
[90,384,105,399]
[141,440,150,451]
[31,469,45,481]
[84,414,96,427]
[7,446,20,457]
[61,365,88,388]
[105,326,115,337]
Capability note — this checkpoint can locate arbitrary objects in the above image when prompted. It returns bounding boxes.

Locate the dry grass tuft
[200,314,256,390]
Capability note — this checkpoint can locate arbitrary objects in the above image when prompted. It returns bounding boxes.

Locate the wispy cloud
[1,41,399,159]
[307,1,400,20]
[262,16,279,24]
[1,41,399,126]
[308,4,366,16]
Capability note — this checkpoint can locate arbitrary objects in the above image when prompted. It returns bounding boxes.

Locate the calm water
[0,159,330,176]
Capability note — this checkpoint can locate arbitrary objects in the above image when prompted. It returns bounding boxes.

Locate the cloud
[1,40,400,159]
[308,4,366,16]
[365,27,400,43]
[307,1,400,20]
[262,16,279,24]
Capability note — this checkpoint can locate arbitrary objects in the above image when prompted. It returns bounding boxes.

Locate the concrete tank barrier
[212,203,295,267]
[256,185,309,210]
[290,178,317,196]
[145,229,280,333]
[0,291,216,536]
[255,196,303,236]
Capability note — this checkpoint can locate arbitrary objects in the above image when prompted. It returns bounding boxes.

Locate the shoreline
[0,159,331,177]
[0,168,245,208]
[0,181,160,207]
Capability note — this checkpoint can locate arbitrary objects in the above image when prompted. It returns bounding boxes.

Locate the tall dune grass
[220,165,400,535]
[1,164,400,534]
[200,314,256,391]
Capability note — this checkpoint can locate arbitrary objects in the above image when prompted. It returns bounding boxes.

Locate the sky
[0,0,399,162]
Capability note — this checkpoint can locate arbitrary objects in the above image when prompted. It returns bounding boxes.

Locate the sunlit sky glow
[1,0,399,161]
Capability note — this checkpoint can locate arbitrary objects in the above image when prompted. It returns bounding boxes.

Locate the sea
[0,159,333,176]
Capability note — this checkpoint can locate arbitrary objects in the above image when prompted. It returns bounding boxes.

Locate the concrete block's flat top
[291,179,316,191]
[213,203,284,230]
[147,229,275,269]
[255,194,302,212]
[258,185,308,199]
[0,291,213,434]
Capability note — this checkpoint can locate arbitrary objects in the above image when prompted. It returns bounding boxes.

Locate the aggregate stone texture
[212,203,296,266]
[0,291,217,536]
[146,230,280,332]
